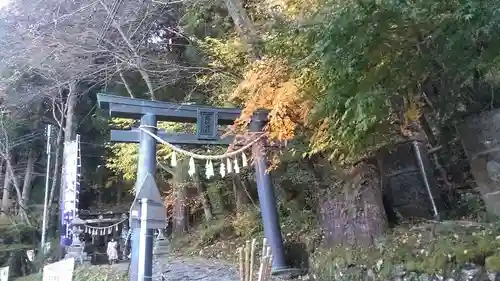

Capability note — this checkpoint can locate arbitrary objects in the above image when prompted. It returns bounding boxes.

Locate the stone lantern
[64,216,87,264]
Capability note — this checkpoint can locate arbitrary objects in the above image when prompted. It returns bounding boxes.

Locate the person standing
[124,227,132,260]
[120,225,129,260]
[107,238,118,265]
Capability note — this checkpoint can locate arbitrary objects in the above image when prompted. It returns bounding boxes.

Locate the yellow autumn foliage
[231,58,310,141]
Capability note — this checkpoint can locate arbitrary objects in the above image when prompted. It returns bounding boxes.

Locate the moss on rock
[311,221,500,280]
[485,255,500,272]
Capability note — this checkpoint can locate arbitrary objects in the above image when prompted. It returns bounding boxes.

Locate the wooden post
[239,238,273,281]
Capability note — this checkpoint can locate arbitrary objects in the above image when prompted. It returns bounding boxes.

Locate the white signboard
[43,258,75,281]
[0,266,9,281]
[26,250,34,262]
[43,242,51,254]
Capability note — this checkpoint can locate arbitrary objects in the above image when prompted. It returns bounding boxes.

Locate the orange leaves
[231,57,310,141]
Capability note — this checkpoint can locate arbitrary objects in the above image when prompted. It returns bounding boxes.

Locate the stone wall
[314,262,499,281]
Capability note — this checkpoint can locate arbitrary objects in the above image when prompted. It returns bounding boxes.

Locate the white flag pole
[41,124,52,254]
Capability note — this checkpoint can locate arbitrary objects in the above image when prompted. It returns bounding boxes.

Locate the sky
[0,0,9,8]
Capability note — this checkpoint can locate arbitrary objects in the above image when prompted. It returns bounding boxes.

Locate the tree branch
[119,72,135,98]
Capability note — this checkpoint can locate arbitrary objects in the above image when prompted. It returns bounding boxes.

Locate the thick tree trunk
[318,160,388,247]
[52,83,78,228]
[63,84,77,143]
[194,172,213,222]
[20,103,42,213]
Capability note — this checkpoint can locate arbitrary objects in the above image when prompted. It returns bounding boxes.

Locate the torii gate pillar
[250,111,289,273]
[130,113,157,281]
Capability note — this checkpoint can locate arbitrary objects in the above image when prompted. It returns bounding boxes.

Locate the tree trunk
[61,82,78,201]
[97,187,103,207]
[116,185,122,205]
[318,159,388,247]
[64,84,77,142]
[99,1,157,100]
[47,126,63,238]
[2,162,10,216]
[54,83,78,226]
[47,126,63,213]
[232,174,248,212]
[5,157,25,220]
[173,183,187,235]
[223,0,260,58]
[20,148,36,213]
[194,172,213,222]
[217,184,231,213]
[172,160,188,236]
[20,102,43,213]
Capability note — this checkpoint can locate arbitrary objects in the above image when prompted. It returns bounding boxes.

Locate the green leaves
[283,0,500,163]
[105,118,189,182]
[182,0,500,165]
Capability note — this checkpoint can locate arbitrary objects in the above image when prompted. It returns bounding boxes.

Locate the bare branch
[119,72,135,98]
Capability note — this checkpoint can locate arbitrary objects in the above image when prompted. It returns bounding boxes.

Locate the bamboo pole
[239,238,273,281]
[257,255,268,281]
[265,254,273,280]
[245,240,251,281]
[249,239,256,281]
[239,247,245,281]
[261,238,267,257]
[262,246,272,280]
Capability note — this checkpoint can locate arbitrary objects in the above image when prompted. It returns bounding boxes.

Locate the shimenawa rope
[138,126,264,160]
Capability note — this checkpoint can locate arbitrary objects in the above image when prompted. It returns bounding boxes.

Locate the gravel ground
[112,255,239,281]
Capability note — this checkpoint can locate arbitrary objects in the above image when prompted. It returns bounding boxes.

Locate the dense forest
[1,0,500,280]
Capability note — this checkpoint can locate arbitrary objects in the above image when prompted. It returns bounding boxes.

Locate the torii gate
[97,94,298,281]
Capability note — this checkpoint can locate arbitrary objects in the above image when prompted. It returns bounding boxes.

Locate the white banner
[61,141,79,245]
[43,258,75,281]
[0,266,9,281]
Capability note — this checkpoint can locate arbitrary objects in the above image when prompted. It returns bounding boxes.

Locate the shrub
[231,207,263,238]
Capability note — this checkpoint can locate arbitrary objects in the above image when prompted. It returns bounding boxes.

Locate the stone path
[112,255,239,281]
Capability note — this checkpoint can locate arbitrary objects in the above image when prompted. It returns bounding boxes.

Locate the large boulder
[379,140,444,222]
[458,109,500,216]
